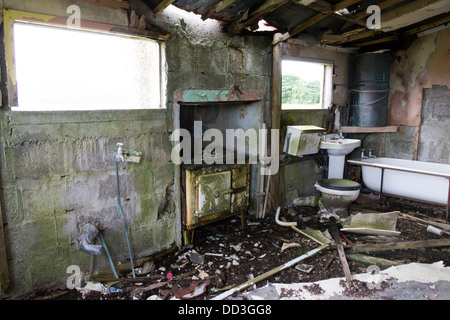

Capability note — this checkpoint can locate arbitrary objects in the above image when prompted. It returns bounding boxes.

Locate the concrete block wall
[0,110,176,297]
[418,85,450,164]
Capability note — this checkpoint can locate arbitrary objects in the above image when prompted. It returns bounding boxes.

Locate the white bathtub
[347,157,450,206]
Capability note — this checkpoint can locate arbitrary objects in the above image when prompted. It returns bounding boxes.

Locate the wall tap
[115,143,125,162]
[361,148,369,159]
[368,149,376,158]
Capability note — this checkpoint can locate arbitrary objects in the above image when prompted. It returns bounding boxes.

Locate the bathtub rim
[347,157,450,221]
[347,158,450,179]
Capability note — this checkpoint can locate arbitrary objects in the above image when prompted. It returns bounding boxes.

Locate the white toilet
[315,178,361,218]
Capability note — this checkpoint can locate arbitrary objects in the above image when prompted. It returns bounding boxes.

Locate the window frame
[281,56,334,110]
[3,9,168,111]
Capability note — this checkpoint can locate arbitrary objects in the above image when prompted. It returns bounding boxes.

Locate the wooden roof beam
[273,0,361,44]
[294,0,366,27]
[351,0,402,21]
[321,29,378,44]
[380,0,450,32]
[228,0,290,34]
[355,34,398,46]
[202,0,240,20]
[74,0,130,9]
[153,0,175,16]
[403,13,450,35]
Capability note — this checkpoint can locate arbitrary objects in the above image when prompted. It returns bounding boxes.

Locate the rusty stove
[174,90,264,244]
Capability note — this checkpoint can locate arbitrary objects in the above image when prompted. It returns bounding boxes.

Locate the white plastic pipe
[274,206,297,227]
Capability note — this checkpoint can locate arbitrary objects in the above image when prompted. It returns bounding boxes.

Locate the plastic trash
[427,225,444,236]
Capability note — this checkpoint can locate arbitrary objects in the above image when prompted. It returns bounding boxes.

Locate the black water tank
[348,53,390,127]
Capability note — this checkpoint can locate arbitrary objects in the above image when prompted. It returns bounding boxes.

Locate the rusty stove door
[197,171,231,217]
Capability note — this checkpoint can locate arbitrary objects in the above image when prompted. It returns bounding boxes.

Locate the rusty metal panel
[231,166,248,189]
[231,190,248,213]
[197,171,231,217]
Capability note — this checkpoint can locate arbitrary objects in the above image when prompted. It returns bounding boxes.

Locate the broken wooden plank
[380,0,450,32]
[351,239,450,253]
[341,227,401,236]
[321,30,378,45]
[274,0,362,44]
[404,14,450,35]
[351,0,401,21]
[340,126,400,133]
[398,213,450,232]
[341,211,401,237]
[202,0,239,20]
[229,0,290,34]
[346,253,400,269]
[211,244,328,300]
[296,0,367,27]
[356,34,399,46]
[330,218,353,287]
[153,0,176,16]
[74,0,129,9]
[291,226,332,246]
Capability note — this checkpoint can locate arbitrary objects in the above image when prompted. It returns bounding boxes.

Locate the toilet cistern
[320,137,361,179]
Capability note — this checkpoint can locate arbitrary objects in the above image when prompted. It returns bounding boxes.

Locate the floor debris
[341,211,401,236]
[33,194,450,300]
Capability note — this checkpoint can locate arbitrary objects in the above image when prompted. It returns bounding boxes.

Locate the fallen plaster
[242,261,450,300]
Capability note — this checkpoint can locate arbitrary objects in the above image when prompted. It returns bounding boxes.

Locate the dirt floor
[37,193,450,301]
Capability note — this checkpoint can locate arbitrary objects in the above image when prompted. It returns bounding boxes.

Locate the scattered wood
[91,246,177,278]
[74,0,130,9]
[356,235,402,244]
[291,226,332,246]
[211,244,328,300]
[398,213,450,233]
[351,238,450,253]
[346,253,400,269]
[329,218,353,287]
[341,211,400,237]
[131,281,167,296]
[33,290,69,300]
[281,242,301,251]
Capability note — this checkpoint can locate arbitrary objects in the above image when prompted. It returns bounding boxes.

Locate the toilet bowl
[315,179,361,218]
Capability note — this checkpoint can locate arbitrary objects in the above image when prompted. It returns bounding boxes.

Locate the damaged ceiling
[135,0,450,52]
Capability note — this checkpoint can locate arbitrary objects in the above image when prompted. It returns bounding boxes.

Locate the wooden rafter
[404,13,450,35]
[229,0,290,34]
[321,29,379,44]
[351,0,403,21]
[356,34,398,46]
[380,0,450,32]
[202,0,239,20]
[74,0,130,9]
[153,0,176,16]
[294,0,366,27]
[273,0,361,44]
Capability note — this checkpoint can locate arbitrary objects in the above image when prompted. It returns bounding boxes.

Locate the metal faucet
[115,143,125,162]
[368,149,376,158]
[338,130,344,139]
[361,148,369,159]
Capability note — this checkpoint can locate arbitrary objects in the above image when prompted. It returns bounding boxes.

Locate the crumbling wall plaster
[389,28,450,126]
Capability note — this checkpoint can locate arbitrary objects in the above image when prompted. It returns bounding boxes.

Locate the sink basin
[320,138,361,156]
